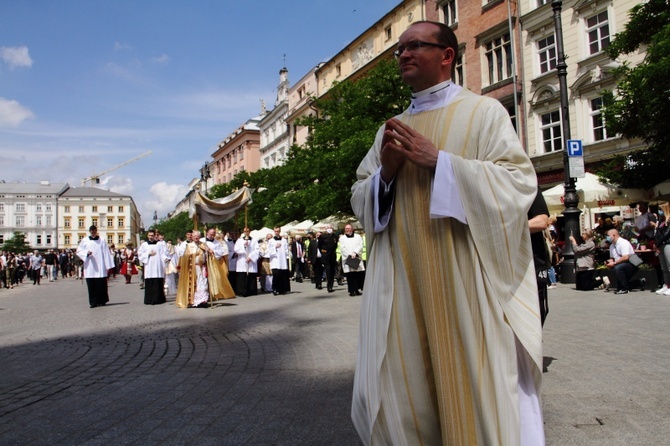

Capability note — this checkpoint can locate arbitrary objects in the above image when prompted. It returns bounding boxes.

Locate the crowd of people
[550,201,670,295]
[0,248,86,289]
[1,222,369,307]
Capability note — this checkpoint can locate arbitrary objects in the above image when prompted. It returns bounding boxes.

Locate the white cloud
[0,97,35,128]
[103,175,135,195]
[113,42,133,52]
[145,182,189,217]
[151,54,170,64]
[0,46,33,69]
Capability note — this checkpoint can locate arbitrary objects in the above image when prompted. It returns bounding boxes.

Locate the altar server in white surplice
[77,225,115,308]
[138,230,168,305]
[234,227,259,297]
[350,21,544,446]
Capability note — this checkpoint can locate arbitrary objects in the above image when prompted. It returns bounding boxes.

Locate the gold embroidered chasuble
[175,242,235,308]
[351,89,542,445]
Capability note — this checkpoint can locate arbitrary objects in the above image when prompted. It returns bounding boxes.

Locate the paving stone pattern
[2,276,670,445]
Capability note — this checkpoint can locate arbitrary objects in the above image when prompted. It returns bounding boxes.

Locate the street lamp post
[553,0,581,283]
[200,162,211,194]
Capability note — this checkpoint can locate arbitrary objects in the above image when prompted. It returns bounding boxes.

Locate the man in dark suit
[318,225,338,293]
[289,235,306,283]
[308,231,324,289]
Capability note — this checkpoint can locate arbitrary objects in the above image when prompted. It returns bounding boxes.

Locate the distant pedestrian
[31,250,43,285]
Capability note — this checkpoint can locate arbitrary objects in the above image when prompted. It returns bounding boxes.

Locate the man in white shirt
[606,228,639,294]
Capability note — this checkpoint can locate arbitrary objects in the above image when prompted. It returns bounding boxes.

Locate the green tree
[209,58,410,229]
[2,231,31,253]
[152,211,194,243]
[599,0,670,188]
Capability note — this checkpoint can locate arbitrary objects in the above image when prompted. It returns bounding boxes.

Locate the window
[108,206,113,212]
[454,53,464,87]
[442,0,458,27]
[64,205,70,213]
[92,217,98,227]
[0,235,3,244]
[36,216,42,226]
[537,0,550,6]
[485,33,512,85]
[118,206,124,212]
[37,235,42,245]
[0,216,3,226]
[78,206,84,212]
[45,204,51,211]
[506,105,517,132]
[540,110,562,152]
[16,216,25,226]
[64,217,71,228]
[537,34,556,74]
[46,216,51,226]
[590,97,608,141]
[64,235,70,245]
[118,234,124,244]
[385,26,392,41]
[108,218,114,227]
[78,217,85,228]
[46,234,51,244]
[107,235,113,245]
[16,203,25,212]
[336,63,342,77]
[0,203,3,211]
[78,235,84,243]
[36,203,42,211]
[118,218,124,228]
[92,206,97,212]
[586,11,610,55]
[298,85,306,100]
[239,148,244,161]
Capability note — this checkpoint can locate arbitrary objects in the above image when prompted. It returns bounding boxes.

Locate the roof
[0,181,69,195]
[59,186,131,198]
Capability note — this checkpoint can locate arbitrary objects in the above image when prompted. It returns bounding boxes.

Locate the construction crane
[81,151,153,186]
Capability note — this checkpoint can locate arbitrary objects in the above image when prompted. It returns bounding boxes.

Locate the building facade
[58,187,142,249]
[258,67,291,169]
[519,0,646,188]
[286,65,321,148]
[0,181,68,250]
[315,0,431,97]
[211,116,262,185]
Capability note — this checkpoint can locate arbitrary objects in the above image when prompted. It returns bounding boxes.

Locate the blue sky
[0,0,400,226]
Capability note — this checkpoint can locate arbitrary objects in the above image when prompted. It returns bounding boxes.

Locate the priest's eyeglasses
[393,41,447,59]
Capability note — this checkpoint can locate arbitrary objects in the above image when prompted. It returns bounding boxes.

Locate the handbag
[345,257,361,269]
[629,253,644,267]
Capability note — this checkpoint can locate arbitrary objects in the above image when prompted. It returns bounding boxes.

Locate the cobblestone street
[2,276,670,444]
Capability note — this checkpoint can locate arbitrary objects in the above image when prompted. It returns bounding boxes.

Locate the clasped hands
[380,118,439,183]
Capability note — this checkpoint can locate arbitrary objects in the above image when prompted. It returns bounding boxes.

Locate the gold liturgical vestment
[176,242,235,308]
[351,89,542,445]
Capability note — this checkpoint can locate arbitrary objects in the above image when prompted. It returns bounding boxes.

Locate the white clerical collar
[409,80,462,114]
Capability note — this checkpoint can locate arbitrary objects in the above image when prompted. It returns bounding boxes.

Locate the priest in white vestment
[350,21,545,446]
[76,225,115,308]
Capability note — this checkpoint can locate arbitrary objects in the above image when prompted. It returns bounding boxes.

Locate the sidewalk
[1,276,670,444]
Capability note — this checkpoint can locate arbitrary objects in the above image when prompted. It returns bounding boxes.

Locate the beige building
[519,0,646,187]
[286,65,321,147]
[316,0,430,96]
[58,187,142,249]
[211,116,262,185]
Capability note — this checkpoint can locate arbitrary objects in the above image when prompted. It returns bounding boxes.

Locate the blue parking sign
[567,139,583,157]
